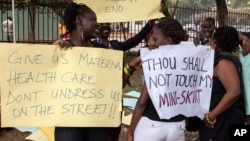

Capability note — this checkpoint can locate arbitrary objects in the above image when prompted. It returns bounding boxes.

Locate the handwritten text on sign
[74,0,163,22]
[141,44,214,119]
[0,43,123,127]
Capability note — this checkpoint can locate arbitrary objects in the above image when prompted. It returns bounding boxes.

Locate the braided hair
[156,17,186,44]
[63,2,94,33]
[212,26,239,52]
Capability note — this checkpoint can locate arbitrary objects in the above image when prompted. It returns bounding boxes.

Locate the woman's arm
[127,84,149,141]
[118,20,155,51]
[238,32,250,56]
[205,59,241,127]
[123,57,142,88]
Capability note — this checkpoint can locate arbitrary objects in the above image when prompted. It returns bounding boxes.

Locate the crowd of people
[51,0,250,141]
[126,17,249,141]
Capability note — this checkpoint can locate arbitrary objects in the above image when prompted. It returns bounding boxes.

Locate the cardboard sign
[74,0,164,22]
[0,43,123,127]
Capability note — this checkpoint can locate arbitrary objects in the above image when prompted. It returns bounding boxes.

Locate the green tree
[178,0,215,7]
[163,0,229,26]
[161,0,181,17]
[230,0,248,8]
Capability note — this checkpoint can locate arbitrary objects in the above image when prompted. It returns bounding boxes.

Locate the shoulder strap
[214,53,242,74]
[214,53,245,102]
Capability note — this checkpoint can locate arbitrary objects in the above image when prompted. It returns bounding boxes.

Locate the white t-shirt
[2,19,13,33]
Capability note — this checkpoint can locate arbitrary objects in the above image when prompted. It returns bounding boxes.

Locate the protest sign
[239,50,250,115]
[74,0,163,22]
[0,43,123,127]
[141,44,214,119]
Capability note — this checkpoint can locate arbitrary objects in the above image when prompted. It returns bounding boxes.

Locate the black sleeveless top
[210,54,245,112]
[66,39,107,48]
[142,98,185,122]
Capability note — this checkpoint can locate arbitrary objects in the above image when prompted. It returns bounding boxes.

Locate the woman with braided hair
[199,26,246,141]
[53,2,102,48]
[54,3,109,141]
[53,2,139,141]
[127,17,187,141]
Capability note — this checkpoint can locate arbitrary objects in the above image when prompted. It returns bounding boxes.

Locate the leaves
[3,0,70,17]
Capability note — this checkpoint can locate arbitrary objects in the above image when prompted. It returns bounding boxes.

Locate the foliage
[162,0,180,17]
[2,0,70,18]
[229,0,249,8]
[178,0,216,7]
[1,0,71,41]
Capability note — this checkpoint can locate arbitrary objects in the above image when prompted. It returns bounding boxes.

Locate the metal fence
[1,2,250,47]
[0,1,60,44]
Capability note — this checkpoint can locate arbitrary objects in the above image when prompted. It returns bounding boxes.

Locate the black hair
[204,17,215,27]
[156,17,186,44]
[7,16,12,21]
[213,26,239,52]
[100,23,111,26]
[63,2,94,33]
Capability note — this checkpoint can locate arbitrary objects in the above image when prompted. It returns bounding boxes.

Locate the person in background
[2,16,13,42]
[199,26,246,141]
[199,17,216,45]
[238,32,250,125]
[195,17,250,56]
[127,17,187,141]
[188,17,250,133]
[93,20,155,51]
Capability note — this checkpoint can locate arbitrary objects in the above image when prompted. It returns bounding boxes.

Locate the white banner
[141,44,214,119]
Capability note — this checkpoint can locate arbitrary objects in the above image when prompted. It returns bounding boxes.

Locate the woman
[53,3,101,48]
[127,17,187,141]
[54,3,109,141]
[199,26,246,141]
[53,2,138,141]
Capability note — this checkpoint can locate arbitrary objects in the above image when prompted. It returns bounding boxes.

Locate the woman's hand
[127,133,133,141]
[52,39,72,50]
[128,56,142,69]
[128,56,143,74]
[203,112,216,128]
[242,38,250,56]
